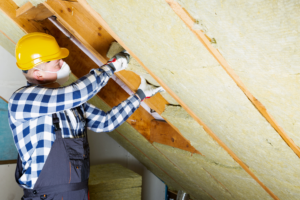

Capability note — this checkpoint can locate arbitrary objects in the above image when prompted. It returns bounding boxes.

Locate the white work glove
[106,50,130,72]
[135,76,165,101]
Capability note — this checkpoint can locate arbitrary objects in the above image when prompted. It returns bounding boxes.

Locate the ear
[33,69,44,81]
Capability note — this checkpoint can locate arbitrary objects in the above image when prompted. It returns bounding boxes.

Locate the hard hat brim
[17,47,70,70]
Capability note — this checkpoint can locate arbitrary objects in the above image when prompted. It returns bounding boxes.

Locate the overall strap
[52,113,62,139]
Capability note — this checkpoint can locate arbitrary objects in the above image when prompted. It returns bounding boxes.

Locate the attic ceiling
[0,0,300,199]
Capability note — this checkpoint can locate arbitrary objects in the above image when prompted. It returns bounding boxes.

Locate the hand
[106,50,130,72]
[136,76,165,101]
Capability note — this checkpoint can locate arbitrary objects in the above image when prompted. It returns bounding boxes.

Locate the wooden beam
[15,2,33,17]
[150,120,201,155]
[43,0,113,62]
[77,0,279,199]
[16,1,53,21]
[0,0,46,33]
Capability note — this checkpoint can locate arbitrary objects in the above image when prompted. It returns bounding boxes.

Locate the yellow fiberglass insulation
[86,0,300,199]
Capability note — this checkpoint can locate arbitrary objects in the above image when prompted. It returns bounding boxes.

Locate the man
[8,32,164,200]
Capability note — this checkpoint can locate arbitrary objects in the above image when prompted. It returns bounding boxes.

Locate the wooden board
[0,96,18,164]
[16,1,53,21]
[43,0,114,62]
[150,120,200,155]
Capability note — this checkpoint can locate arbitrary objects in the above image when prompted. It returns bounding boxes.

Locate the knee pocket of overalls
[63,138,90,182]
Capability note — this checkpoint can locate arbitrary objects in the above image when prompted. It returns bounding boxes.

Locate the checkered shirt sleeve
[8,66,122,189]
[84,95,141,132]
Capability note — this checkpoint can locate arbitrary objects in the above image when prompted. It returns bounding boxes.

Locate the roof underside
[1,0,300,199]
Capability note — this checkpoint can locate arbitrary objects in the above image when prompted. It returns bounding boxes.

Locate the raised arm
[84,95,140,132]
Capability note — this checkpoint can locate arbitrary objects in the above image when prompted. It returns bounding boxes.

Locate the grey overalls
[15,106,90,200]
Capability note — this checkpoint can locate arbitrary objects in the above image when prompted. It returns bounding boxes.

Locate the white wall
[0,45,165,200]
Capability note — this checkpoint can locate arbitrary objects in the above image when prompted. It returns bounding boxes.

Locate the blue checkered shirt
[8,66,141,189]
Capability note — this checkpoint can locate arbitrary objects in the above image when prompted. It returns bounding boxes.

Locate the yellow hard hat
[15,32,69,70]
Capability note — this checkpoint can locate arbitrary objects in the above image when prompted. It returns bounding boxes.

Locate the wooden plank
[77,0,279,199]
[0,0,46,33]
[43,0,114,62]
[164,0,280,199]
[15,1,33,17]
[150,120,201,155]
[16,2,53,21]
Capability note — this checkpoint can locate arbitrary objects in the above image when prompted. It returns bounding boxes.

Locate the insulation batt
[85,0,300,199]
[89,163,142,200]
[109,122,213,200]
[154,143,273,200]
[13,0,46,7]
[175,0,300,154]
[0,10,25,54]
[162,105,272,199]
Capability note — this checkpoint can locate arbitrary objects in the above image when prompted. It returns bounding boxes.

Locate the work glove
[106,50,130,72]
[135,76,165,101]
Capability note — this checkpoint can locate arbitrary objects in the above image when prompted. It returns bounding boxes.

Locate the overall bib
[15,106,90,200]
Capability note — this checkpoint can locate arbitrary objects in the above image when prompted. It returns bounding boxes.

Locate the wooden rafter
[76,0,278,199]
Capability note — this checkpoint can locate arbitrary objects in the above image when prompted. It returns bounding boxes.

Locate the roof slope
[1,0,299,199]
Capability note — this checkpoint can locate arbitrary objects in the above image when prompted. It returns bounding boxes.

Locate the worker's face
[34,59,64,83]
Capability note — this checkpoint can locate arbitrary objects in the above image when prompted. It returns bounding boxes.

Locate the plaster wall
[0,44,25,200]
